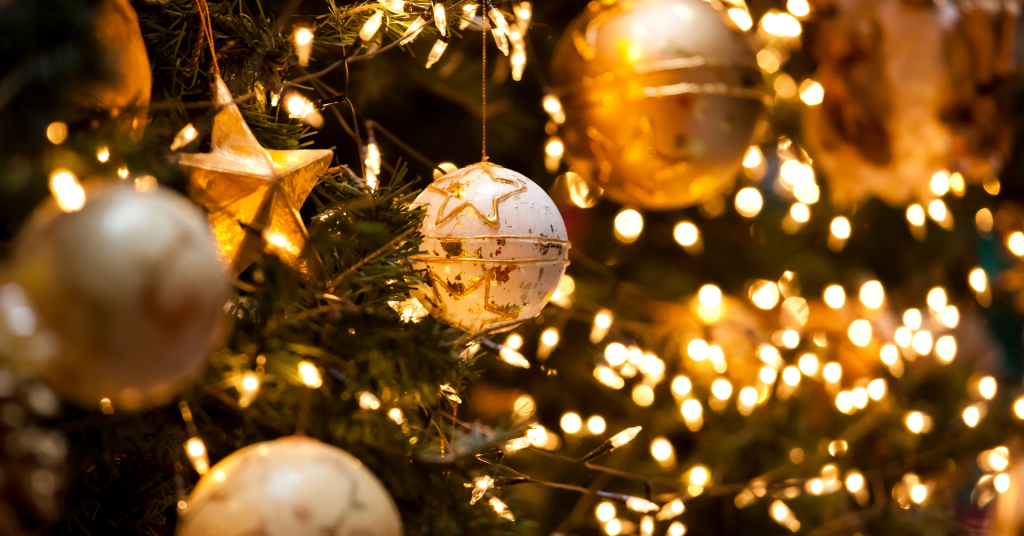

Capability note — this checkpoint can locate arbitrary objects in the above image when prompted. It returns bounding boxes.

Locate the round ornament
[4,181,228,410]
[77,0,152,142]
[177,436,402,536]
[549,0,765,210]
[409,162,570,334]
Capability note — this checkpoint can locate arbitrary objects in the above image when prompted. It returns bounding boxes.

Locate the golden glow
[928,200,949,225]
[674,221,700,247]
[545,137,564,157]
[298,361,323,388]
[934,335,956,363]
[859,280,884,309]
[560,412,582,434]
[735,187,763,218]
[969,267,988,293]
[927,287,947,312]
[587,415,607,434]
[46,121,68,144]
[941,306,959,328]
[286,95,308,117]
[830,217,851,239]
[790,203,810,223]
[907,204,926,227]
[1010,232,1024,256]
[594,366,624,389]
[798,354,819,376]
[880,344,899,365]
[672,376,692,397]
[976,208,994,232]
[822,362,842,383]
[788,0,810,16]
[749,280,780,310]
[996,473,1010,493]
[910,484,927,504]
[540,327,559,346]
[911,331,933,355]
[698,285,722,307]
[542,94,566,124]
[798,79,823,106]
[728,8,753,30]
[609,426,642,448]
[950,172,965,194]
[632,384,655,407]
[184,437,209,474]
[739,387,758,407]
[867,379,886,400]
[903,309,922,330]
[595,311,613,329]
[388,407,404,425]
[762,12,802,37]
[782,366,801,386]
[895,327,912,347]
[651,437,674,462]
[985,177,1001,195]
[963,406,980,428]
[668,521,686,536]
[505,333,524,350]
[604,519,621,535]
[845,472,864,493]
[514,395,535,418]
[596,501,616,522]
[711,378,733,400]
[829,440,848,457]
[835,391,854,414]
[689,465,709,486]
[96,146,110,163]
[823,285,846,308]
[743,146,763,168]
[117,165,129,179]
[681,399,703,420]
[295,27,313,45]
[905,411,925,434]
[848,320,872,347]
[757,49,781,73]
[759,366,777,384]
[979,376,997,400]
[614,209,644,243]
[930,171,950,196]
[605,342,627,366]
[499,347,531,368]
[49,169,85,212]
[1015,397,1024,419]
[359,391,381,410]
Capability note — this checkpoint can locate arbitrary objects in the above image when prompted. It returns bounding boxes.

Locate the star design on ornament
[427,163,527,227]
[175,76,333,280]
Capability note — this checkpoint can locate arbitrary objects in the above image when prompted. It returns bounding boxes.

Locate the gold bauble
[75,0,152,142]
[177,437,402,536]
[3,181,228,411]
[550,0,764,210]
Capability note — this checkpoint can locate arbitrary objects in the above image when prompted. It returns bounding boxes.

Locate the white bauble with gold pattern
[2,181,228,411]
[177,437,402,536]
[409,162,570,334]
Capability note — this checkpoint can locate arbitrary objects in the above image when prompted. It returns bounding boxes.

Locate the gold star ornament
[175,76,333,280]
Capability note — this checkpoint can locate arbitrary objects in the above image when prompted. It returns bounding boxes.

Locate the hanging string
[195,0,220,76]
[481,11,488,162]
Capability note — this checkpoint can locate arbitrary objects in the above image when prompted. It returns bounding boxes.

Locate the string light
[596,501,616,522]
[537,327,559,359]
[907,204,926,227]
[668,522,686,536]
[911,331,932,355]
[587,415,606,434]
[963,405,981,428]
[848,320,871,347]
[489,496,514,521]
[822,285,845,308]
[650,437,674,464]
[979,376,997,400]
[605,342,627,366]
[294,27,314,66]
[798,79,823,105]
[984,177,1002,195]
[432,1,448,35]
[605,519,621,535]
[976,208,994,233]
[498,346,530,368]
[96,146,110,163]
[542,94,566,124]
[626,497,659,513]
[798,354,819,376]
[297,361,323,388]
[614,209,644,243]
[698,285,722,307]
[867,378,886,400]
[49,169,85,212]
[388,407,405,425]
[926,287,947,312]
[788,0,810,16]
[1015,397,1024,419]
[46,121,68,145]
[399,16,428,45]
[184,437,210,475]
[608,426,642,448]
[782,366,801,387]
[940,305,959,328]
[757,49,781,73]
[550,274,575,308]
[467,475,494,505]
[595,366,625,389]
[859,281,884,309]
[671,376,692,397]
[491,27,510,55]
[790,202,810,224]
[880,344,899,365]
[905,411,927,434]
[735,187,763,218]
[674,221,700,247]
[830,217,851,239]
[728,8,753,30]
[117,165,129,179]
[711,378,733,400]
[592,310,613,343]
[560,412,582,434]
[632,384,655,407]
[995,473,1010,493]
[935,335,956,363]
[770,500,800,532]
[822,362,842,384]
[238,371,261,408]
[425,38,449,69]
[544,136,564,172]
[681,399,703,431]
[749,280,780,310]
[459,3,478,30]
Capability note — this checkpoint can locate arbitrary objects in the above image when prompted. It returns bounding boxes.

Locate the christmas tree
[2,0,1024,535]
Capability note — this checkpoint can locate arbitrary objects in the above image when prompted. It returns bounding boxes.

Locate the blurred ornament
[803,0,1019,207]
[0,368,65,536]
[3,181,228,410]
[176,76,333,280]
[549,0,764,210]
[409,163,569,333]
[74,0,151,142]
[178,436,402,536]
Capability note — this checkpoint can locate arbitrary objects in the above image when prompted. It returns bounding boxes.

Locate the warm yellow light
[681,399,703,420]
[912,331,933,355]
[859,281,884,309]
[595,311,613,329]
[880,344,899,365]
[985,177,1002,195]
[987,448,1011,472]
[609,426,642,448]
[798,354,819,376]
[790,203,810,223]
[822,362,842,383]
[614,209,644,243]
[46,121,68,145]
[969,268,988,293]
[541,327,559,346]
[976,208,994,232]
[499,347,531,368]
[867,378,886,400]
[668,521,686,536]
[963,406,980,427]
[698,285,722,307]
[545,137,564,157]
[1015,397,1024,419]
[906,411,925,434]
[743,146,763,168]
[930,171,950,196]
[711,378,733,400]
[542,94,565,124]
[799,79,823,106]
[604,343,627,366]
[757,48,781,73]
[895,327,912,347]
[941,305,959,328]
[848,319,872,347]
[513,395,535,419]
[910,484,927,504]
[586,415,607,435]
[782,366,801,387]
[117,165,129,179]
[835,391,854,414]
[822,285,845,309]
[560,412,582,434]
[735,187,763,218]
[1010,232,1024,256]
[632,384,655,407]
[950,172,965,193]
[596,501,616,522]
[241,373,260,392]
[689,465,709,486]
[96,146,110,163]
[759,366,777,384]
[651,437,674,462]
[298,361,323,388]
[674,221,699,247]
[907,204,926,227]
[927,287,947,312]
[928,200,948,224]
[49,169,85,212]
[979,376,997,400]
[749,280,780,310]
[594,366,624,389]
[184,437,209,474]
[359,391,381,410]
[788,0,810,16]
[830,217,851,239]
[295,27,313,45]
[996,473,1011,493]
[828,440,848,458]
[935,335,956,363]
[728,8,753,30]
[505,333,524,351]
[287,95,307,117]
[902,308,922,330]
[388,407,404,425]
[672,376,692,397]
[604,518,621,535]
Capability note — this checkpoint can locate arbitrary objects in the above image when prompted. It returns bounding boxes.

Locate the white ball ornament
[3,181,228,410]
[177,437,403,536]
[410,162,570,334]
